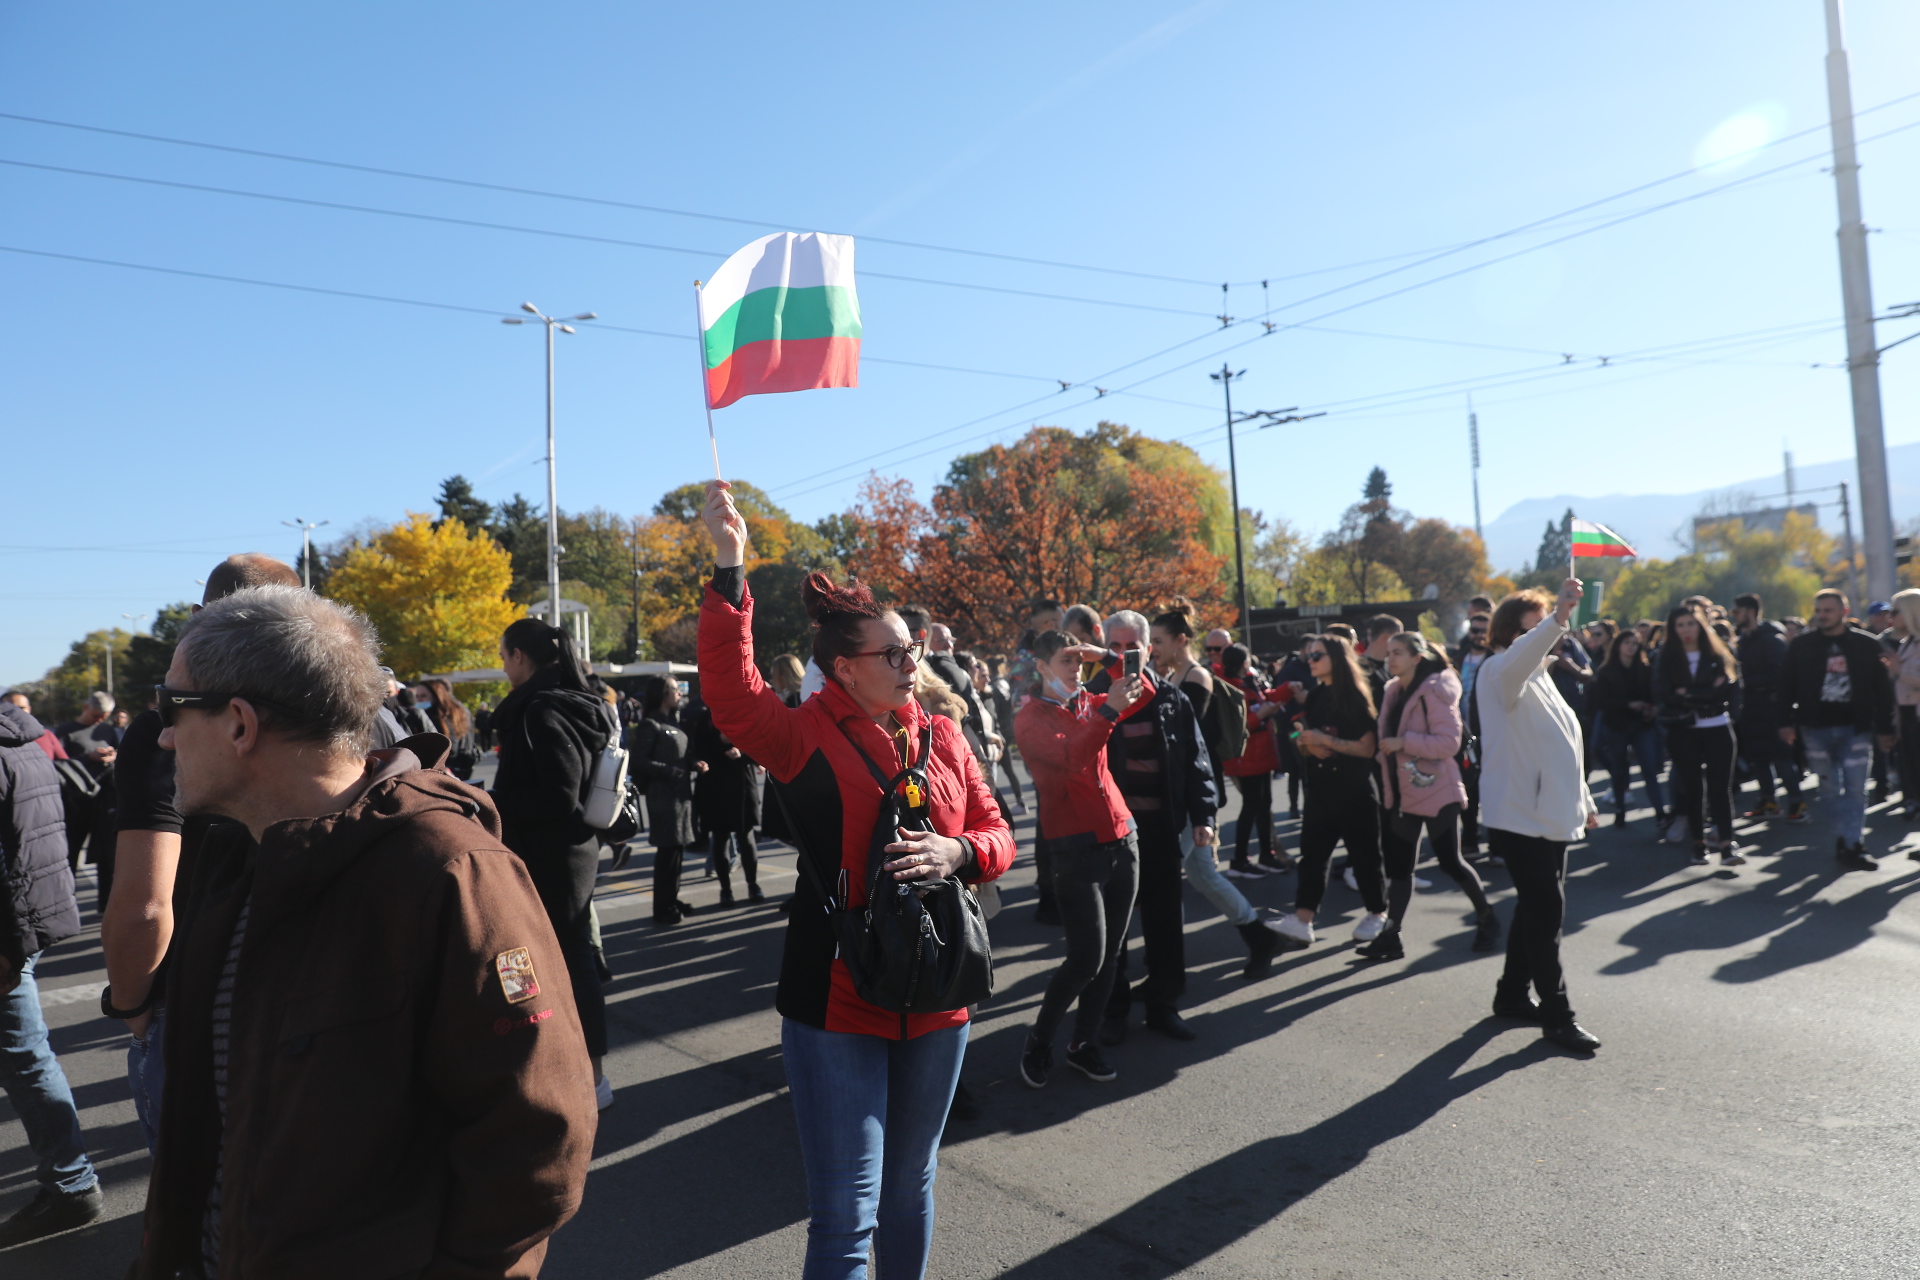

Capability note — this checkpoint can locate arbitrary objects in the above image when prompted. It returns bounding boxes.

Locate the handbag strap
[766,780,842,917]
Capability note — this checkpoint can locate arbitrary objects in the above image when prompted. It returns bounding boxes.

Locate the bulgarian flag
[698,232,861,410]
[1570,518,1636,559]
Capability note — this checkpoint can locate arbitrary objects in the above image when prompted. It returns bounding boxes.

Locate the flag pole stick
[694,281,722,481]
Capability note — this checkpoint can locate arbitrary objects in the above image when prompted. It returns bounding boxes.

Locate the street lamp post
[283,518,330,590]
[113,613,148,698]
[1209,363,1326,645]
[503,303,598,626]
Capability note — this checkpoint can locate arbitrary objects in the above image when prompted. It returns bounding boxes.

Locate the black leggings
[1669,723,1736,847]
[1295,776,1385,915]
[1381,803,1489,924]
[1232,772,1275,861]
[1032,837,1139,1047]
[709,831,758,889]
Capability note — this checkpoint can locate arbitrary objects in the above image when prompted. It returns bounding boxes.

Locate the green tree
[435,475,495,530]
[122,602,196,705]
[487,494,548,595]
[1607,512,1828,623]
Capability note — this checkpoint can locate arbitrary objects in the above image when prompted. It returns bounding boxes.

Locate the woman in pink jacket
[1363,632,1500,960]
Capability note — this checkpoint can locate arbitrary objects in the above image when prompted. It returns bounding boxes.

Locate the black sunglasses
[154,685,302,728]
[1303,649,1329,661]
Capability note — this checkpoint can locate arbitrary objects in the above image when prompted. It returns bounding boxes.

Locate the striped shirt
[201,898,250,1275]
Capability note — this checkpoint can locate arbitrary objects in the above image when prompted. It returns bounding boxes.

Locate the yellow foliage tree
[325,514,523,679]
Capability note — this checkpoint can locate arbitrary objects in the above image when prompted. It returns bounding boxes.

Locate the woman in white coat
[1474,579,1603,1053]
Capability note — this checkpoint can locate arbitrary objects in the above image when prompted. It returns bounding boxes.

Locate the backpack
[1204,676,1251,765]
[770,721,993,1016]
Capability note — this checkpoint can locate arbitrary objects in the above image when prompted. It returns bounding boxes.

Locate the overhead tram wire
[8,87,1920,296]
[0,110,1226,288]
[765,110,1920,497]
[15,102,1920,505]
[0,157,1221,320]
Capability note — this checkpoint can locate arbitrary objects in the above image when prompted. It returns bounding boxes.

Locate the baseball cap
[1868,601,1893,616]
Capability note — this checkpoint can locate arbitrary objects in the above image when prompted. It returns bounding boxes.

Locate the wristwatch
[100,983,156,1021]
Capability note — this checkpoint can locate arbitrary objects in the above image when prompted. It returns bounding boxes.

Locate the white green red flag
[697,232,860,410]
[1570,518,1636,558]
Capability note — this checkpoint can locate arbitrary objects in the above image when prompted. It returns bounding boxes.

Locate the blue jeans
[128,1004,167,1156]
[1179,824,1255,927]
[1801,724,1872,846]
[1,954,98,1195]
[781,1018,968,1280]
[1595,721,1666,814]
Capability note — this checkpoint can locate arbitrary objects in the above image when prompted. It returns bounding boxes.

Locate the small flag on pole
[698,233,861,410]
[1570,518,1636,559]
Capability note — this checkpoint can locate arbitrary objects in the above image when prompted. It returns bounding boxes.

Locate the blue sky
[5,1,1918,682]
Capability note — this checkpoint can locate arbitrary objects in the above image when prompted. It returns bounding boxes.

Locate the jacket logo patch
[494,1007,554,1036]
[494,948,541,1004]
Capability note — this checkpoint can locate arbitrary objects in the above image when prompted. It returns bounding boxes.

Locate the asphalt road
[8,766,1920,1278]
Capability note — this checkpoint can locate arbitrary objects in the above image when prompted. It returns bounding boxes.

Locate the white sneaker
[595,1076,614,1111]
[1265,914,1315,950]
[1661,814,1687,844]
[1352,912,1389,942]
[1412,874,1433,889]
[1342,867,1359,892]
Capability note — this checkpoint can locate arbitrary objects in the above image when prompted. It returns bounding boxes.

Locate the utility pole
[1839,480,1861,608]
[1824,0,1894,601]
[114,613,147,699]
[1210,363,1325,644]
[283,518,330,590]
[1468,396,1484,541]
[630,515,643,662]
[503,303,598,625]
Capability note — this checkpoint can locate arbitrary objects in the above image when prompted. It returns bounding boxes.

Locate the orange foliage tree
[848,427,1228,648]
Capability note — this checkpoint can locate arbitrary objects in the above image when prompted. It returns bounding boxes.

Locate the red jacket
[1223,677,1295,777]
[1014,691,1134,848]
[698,581,1013,1040]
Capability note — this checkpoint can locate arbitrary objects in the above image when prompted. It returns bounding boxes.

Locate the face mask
[1044,671,1081,702]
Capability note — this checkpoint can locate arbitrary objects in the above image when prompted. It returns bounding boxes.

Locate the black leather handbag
[771,721,993,1015]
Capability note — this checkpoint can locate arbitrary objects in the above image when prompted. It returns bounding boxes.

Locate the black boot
[718,872,735,907]
[1471,905,1501,952]
[1355,920,1404,960]
[1144,1006,1197,1041]
[1238,919,1278,979]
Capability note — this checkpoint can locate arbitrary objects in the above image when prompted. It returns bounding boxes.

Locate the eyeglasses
[1203,644,1226,653]
[1303,649,1329,662]
[154,685,302,728]
[846,641,926,671]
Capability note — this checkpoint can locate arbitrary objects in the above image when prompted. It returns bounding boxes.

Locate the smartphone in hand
[1123,649,1143,679]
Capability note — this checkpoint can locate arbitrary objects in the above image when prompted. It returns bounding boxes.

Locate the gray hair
[176,585,387,758]
[1104,610,1150,643]
[87,691,116,715]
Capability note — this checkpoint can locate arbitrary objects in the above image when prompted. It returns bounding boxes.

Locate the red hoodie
[698,579,1014,1040]
[1014,689,1135,850]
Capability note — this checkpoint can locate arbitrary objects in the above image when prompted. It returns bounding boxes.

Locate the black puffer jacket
[1,701,80,971]
[489,666,611,873]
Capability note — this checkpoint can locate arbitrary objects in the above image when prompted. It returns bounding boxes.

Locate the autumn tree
[847,426,1228,648]
[325,514,523,679]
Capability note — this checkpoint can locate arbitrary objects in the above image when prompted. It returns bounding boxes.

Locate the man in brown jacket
[139,585,597,1279]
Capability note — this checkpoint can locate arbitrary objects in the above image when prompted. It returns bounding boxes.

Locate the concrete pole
[1824,0,1894,600]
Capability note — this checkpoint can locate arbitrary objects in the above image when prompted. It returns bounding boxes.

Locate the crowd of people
[0,492,1913,1277]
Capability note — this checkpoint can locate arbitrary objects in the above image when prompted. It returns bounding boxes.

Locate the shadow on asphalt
[992,1022,1551,1278]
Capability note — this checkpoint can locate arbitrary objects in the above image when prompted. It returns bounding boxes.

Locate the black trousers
[1231,773,1275,861]
[710,830,758,889]
[1491,829,1572,1025]
[1740,717,1802,806]
[652,841,688,920]
[1296,776,1386,915]
[1382,803,1488,923]
[1669,723,1736,846]
[1032,820,1054,907]
[1461,766,1482,851]
[527,842,608,1058]
[1033,836,1138,1047]
[1106,812,1187,1017]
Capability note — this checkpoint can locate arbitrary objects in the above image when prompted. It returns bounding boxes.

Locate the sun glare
[1693,104,1788,171]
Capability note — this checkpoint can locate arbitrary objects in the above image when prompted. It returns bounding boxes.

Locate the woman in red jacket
[697,483,1013,1280]
[1219,644,1296,876]
[1013,629,1145,1090]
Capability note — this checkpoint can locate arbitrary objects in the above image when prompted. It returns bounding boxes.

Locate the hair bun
[801,571,879,624]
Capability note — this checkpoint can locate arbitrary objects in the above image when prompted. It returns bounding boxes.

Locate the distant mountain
[1481,440,1920,572]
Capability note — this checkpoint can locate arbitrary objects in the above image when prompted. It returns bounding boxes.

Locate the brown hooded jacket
[137,735,598,1279]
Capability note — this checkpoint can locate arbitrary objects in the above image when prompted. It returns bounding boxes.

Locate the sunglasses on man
[845,640,927,671]
[154,685,302,729]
